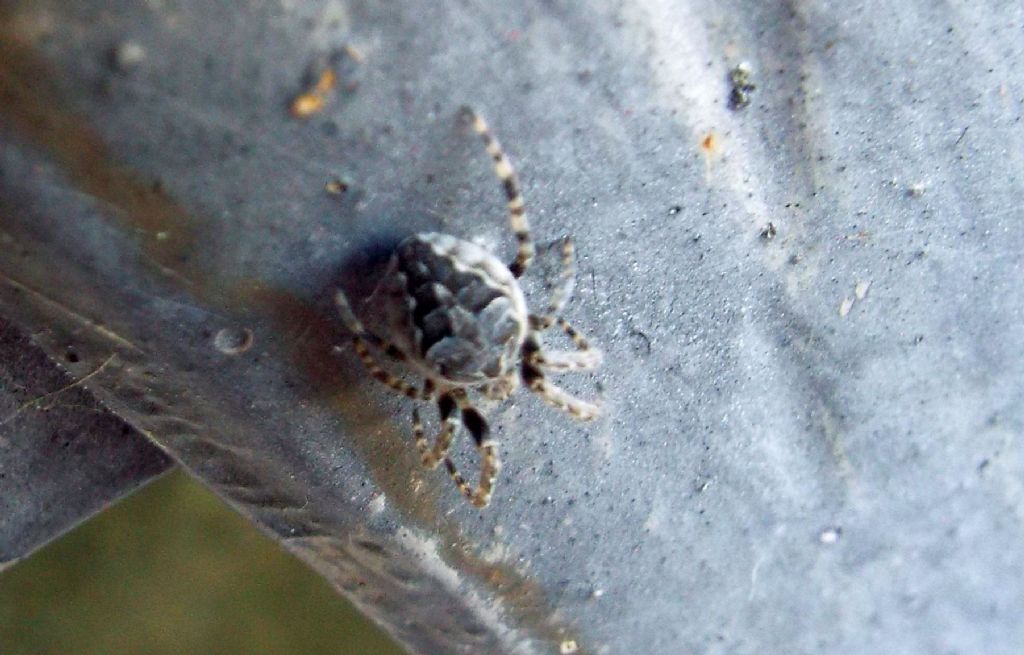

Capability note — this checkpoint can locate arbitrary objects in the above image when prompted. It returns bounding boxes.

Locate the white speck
[839,297,855,317]
[642,491,670,534]
[748,553,766,600]
[480,540,513,565]
[560,639,579,654]
[591,588,605,599]
[112,41,147,71]
[854,280,871,300]
[367,493,386,516]
[906,182,926,197]
[819,526,842,544]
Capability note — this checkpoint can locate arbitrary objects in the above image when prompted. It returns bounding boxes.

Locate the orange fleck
[291,93,325,118]
[701,132,717,153]
[325,178,349,195]
[290,68,337,118]
[313,68,337,95]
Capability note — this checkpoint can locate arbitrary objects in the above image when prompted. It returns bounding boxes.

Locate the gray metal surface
[0,318,172,566]
[1,1,1022,653]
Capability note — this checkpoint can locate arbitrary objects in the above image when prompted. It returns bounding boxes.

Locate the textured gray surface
[1,1,1022,653]
[0,318,173,566]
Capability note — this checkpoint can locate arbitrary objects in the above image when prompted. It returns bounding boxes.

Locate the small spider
[335,106,602,508]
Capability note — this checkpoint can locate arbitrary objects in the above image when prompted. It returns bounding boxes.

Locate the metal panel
[1,1,1021,652]
[0,318,172,566]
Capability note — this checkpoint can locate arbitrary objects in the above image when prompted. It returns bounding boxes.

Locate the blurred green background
[0,469,404,655]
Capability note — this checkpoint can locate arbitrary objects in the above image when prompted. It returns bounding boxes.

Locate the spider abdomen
[375,232,528,384]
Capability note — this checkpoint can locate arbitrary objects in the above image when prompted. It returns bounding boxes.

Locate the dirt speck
[291,68,337,118]
[109,40,146,73]
[325,177,350,195]
[906,182,926,197]
[700,132,717,153]
[213,327,254,355]
[728,61,756,110]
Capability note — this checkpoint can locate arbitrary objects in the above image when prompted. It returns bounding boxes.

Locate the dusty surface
[0,319,172,564]
[1,1,1022,653]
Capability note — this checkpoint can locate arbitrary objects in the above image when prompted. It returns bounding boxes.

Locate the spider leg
[531,348,603,372]
[460,106,534,278]
[526,315,603,371]
[521,336,601,420]
[524,240,602,371]
[335,291,432,400]
[441,389,501,508]
[413,393,458,470]
[481,372,519,400]
[532,238,577,330]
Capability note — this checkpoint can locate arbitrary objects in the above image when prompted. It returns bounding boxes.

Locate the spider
[335,107,601,508]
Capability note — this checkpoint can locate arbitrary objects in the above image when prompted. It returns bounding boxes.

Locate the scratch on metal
[0,271,141,352]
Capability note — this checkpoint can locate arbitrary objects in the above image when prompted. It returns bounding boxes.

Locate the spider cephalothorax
[335,107,601,507]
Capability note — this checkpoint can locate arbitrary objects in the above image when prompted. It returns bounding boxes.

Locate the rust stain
[0,35,199,290]
[239,280,446,524]
[0,23,589,651]
[447,544,588,653]
[242,281,588,651]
